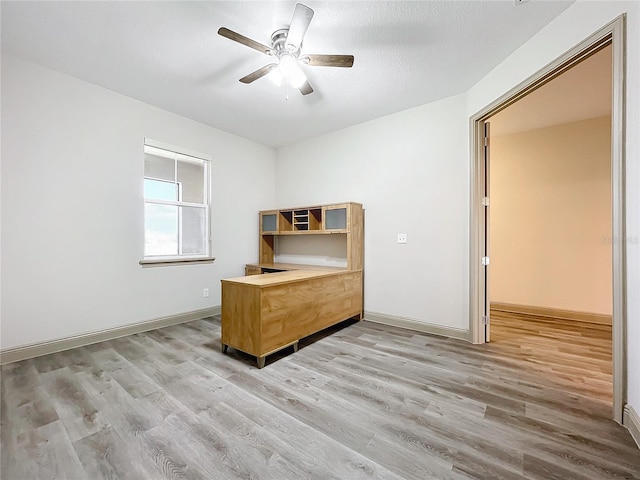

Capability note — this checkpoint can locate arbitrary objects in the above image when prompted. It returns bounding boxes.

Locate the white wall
[468,0,640,421]
[275,235,348,267]
[276,94,470,330]
[1,55,276,350]
[490,116,612,316]
[276,0,640,421]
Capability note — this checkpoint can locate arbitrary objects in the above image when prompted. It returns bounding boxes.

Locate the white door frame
[468,15,627,424]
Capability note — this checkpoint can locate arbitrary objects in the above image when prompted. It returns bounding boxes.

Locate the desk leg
[221,344,228,354]
[292,341,299,353]
[257,357,266,369]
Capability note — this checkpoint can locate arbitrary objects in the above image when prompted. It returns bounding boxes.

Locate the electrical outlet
[203,288,209,298]
[397,233,407,244]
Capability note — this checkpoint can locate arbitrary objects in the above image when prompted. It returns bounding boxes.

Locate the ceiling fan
[218,3,354,96]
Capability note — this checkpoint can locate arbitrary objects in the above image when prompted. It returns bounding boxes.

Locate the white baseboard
[364,311,469,341]
[0,306,221,365]
[623,404,640,449]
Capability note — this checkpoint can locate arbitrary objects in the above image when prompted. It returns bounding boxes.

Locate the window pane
[181,206,206,255]
[177,157,205,204]
[144,178,178,201]
[143,141,210,260]
[145,203,178,256]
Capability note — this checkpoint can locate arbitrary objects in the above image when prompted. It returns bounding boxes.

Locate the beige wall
[490,115,612,316]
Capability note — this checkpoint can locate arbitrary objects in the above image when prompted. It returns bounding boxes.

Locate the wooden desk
[221,268,363,368]
[244,262,346,275]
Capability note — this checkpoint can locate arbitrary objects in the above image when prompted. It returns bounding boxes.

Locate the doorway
[469,17,626,423]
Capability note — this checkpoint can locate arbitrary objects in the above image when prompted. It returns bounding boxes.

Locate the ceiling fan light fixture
[268,68,284,86]
[279,54,307,88]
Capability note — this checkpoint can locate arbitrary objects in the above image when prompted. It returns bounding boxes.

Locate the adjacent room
[488,44,614,407]
[2,1,639,479]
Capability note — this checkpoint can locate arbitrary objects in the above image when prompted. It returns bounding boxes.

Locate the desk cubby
[258,202,363,269]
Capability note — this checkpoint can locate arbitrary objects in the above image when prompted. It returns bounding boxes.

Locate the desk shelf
[258,202,363,270]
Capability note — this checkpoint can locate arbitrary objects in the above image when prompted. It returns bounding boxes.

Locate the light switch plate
[397,233,407,244]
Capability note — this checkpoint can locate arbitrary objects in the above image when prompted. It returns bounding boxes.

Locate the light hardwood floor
[1,315,638,479]
[490,310,613,406]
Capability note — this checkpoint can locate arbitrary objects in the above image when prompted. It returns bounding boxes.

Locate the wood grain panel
[223,269,346,287]
[348,203,364,270]
[258,234,274,264]
[221,282,261,356]
[244,265,261,276]
[260,271,363,353]
[221,271,362,360]
[245,262,347,272]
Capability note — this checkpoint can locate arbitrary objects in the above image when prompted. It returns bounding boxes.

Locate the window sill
[139,257,216,268]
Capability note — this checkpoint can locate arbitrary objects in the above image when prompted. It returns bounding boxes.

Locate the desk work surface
[246,262,347,272]
[222,267,353,287]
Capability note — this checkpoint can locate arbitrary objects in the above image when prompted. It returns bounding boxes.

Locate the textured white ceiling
[1,1,575,148]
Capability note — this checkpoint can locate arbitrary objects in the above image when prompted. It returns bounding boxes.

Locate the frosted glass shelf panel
[325,208,347,230]
[261,213,277,232]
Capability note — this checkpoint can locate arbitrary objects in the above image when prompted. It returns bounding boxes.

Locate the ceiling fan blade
[298,79,314,96]
[304,54,355,68]
[239,64,277,84]
[286,3,314,51]
[218,27,274,55]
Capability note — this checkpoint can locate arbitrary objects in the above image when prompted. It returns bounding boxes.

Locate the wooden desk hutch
[221,202,364,368]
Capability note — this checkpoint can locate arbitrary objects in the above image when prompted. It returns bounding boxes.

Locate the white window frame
[140,138,214,266]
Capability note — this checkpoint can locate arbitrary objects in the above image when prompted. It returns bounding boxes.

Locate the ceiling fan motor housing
[271,29,300,59]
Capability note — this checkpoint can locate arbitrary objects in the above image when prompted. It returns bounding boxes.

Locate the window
[143,139,212,263]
